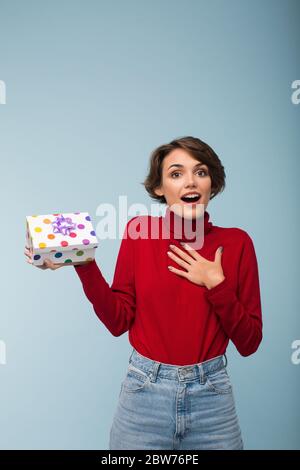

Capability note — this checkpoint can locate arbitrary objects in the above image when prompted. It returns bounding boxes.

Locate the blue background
[0,0,299,449]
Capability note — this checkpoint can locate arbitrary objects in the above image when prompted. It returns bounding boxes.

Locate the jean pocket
[206,367,232,394]
[122,363,150,393]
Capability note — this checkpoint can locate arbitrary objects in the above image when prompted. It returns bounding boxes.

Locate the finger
[179,242,203,260]
[167,265,189,278]
[46,260,65,270]
[167,251,191,270]
[24,249,33,259]
[24,249,32,259]
[169,244,194,264]
[26,258,33,265]
[214,246,223,264]
[44,259,58,270]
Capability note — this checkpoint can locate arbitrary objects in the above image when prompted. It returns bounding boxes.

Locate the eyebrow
[167,163,207,171]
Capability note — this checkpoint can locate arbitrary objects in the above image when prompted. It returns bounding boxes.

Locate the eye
[197,169,208,177]
[170,169,208,178]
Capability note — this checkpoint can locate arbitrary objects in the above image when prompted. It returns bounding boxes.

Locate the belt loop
[223,353,228,368]
[150,361,160,383]
[129,348,135,363]
[198,364,205,384]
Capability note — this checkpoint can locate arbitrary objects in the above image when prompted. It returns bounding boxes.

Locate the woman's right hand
[24,245,92,270]
[24,245,65,270]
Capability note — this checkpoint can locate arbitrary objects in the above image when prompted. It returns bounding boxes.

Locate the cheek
[201,178,212,193]
[164,181,181,199]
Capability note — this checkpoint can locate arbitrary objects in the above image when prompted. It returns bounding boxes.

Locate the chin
[169,202,205,219]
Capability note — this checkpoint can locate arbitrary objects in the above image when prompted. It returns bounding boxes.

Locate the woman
[24,136,263,450]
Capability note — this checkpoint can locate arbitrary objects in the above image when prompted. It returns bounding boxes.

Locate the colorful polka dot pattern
[32,250,96,266]
[27,212,98,253]
[27,212,98,267]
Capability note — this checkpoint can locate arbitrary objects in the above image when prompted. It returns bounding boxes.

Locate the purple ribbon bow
[51,215,77,236]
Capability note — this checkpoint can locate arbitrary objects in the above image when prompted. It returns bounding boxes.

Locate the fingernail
[220,246,223,252]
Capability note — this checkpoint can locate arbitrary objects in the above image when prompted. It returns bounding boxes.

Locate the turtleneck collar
[162,206,212,245]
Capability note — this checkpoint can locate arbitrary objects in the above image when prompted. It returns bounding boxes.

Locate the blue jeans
[109,348,244,450]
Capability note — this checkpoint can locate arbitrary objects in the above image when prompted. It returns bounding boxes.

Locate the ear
[154,187,164,197]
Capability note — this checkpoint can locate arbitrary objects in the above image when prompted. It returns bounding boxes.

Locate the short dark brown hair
[142,136,226,204]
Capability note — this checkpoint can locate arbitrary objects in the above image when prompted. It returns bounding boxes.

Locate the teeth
[183,194,199,198]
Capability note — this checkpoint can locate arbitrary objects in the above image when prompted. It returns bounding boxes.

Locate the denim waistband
[128,348,228,384]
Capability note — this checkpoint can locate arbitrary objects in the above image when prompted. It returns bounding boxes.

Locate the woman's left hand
[167,243,225,290]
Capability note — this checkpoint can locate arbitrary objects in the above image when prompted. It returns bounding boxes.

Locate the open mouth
[180,194,201,204]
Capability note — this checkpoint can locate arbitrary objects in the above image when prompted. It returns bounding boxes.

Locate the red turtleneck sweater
[74,209,263,365]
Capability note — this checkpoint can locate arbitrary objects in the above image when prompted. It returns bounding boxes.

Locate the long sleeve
[205,232,263,356]
[74,218,136,337]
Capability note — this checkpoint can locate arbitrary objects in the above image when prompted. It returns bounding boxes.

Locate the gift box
[26,212,99,266]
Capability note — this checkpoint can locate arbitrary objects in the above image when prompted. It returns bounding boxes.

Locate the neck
[162,206,212,247]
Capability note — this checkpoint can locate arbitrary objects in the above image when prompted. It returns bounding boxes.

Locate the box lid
[26,212,99,254]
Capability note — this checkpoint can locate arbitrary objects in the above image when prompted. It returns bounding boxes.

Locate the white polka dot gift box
[25,212,99,266]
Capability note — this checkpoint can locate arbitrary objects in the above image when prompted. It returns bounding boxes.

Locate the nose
[184,172,198,188]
